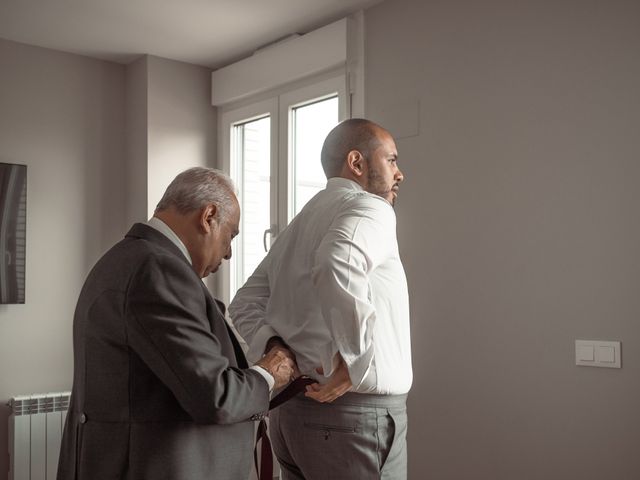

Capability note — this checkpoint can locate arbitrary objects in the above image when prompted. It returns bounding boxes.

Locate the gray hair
[155,167,237,221]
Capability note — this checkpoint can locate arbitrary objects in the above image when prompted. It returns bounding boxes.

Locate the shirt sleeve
[228,261,279,363]
[311,194,396,388]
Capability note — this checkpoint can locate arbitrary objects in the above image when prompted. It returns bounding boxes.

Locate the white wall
[147,55,217,215]
[364,0,640,478]
[124,55,149,227]
[0,41,217,478]
[124,55,217,222]
[0,38,126,476]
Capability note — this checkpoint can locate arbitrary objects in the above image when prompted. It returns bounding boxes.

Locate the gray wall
[0,41,216,477]
[364,0,640,478]
[125,55,217,223]
[2,1,639,477]
[0,38,126,476]
[124,55,149,227]
[147,55,217,215]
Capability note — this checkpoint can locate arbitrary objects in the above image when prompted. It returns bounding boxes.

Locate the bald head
[320,118,387,178]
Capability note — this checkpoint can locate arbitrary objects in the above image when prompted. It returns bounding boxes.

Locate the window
[289,96,339,220]
[231,115,271,289]
[219,75,347,301]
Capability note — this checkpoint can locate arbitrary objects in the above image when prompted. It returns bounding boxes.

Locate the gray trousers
[269,392,408,480]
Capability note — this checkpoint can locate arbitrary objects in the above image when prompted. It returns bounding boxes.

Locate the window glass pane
[291,96,339,218]
[232,116,270,295]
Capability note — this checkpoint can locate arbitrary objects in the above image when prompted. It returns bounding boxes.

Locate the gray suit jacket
[57,223,269,480]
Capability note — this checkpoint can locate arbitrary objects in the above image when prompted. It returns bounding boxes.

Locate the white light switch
[576,340,621,368]
[597,346,616,363]
[577,345,595,362]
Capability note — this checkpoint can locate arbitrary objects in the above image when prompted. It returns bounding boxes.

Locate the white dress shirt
[146,216,275,391]
[229,178,412,395]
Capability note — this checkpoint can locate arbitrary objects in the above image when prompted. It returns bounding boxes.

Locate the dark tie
[254,376,317,480]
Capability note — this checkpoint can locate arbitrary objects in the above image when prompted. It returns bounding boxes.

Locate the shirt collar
[326,177,365,192]
[146,217,193,265]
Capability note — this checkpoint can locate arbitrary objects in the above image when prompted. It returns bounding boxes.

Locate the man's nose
[224,245,232,260]
[396,167,404,183]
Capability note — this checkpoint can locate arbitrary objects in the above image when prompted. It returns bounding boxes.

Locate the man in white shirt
[229,119,412,479]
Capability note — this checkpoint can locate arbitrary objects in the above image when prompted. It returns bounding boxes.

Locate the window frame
[218,97,278,304]
[279,75,348,223]
[218,73,348,304]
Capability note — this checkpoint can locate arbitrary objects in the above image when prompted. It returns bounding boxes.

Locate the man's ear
[200,204,218,233]
[346,150,365,178]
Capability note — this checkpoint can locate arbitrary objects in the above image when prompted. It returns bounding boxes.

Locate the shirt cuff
[339,348,375,390]
[250,365,275,392]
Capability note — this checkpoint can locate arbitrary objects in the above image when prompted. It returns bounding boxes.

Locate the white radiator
[7,392,71,480]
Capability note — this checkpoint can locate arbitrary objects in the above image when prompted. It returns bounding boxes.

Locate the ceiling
[0,0,382,69]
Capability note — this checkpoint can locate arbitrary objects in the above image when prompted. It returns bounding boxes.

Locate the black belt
[254,376,316,480]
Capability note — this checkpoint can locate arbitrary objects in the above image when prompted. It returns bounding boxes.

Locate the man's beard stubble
[367,167,396,207]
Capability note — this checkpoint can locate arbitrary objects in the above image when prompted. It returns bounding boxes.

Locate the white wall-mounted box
[575,340,621,368]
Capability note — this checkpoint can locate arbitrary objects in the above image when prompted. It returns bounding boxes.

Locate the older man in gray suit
[57,167,295,480]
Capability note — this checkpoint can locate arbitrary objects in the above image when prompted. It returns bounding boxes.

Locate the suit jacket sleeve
[125,250,269,424]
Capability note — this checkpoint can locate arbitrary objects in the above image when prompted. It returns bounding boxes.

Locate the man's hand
[256,344,297,390]
[305,353,352,403]
[265,336,301,377]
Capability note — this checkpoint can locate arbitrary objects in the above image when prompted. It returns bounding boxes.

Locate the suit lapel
[225,323,249,369]
[207,289,249,369]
